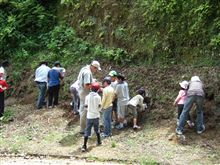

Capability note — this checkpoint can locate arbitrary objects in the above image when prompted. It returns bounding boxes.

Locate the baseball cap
[108,70,117,77]
[91,60,101,70]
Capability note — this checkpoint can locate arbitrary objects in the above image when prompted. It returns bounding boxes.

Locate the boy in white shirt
[127,88,146,129]
[82,82,102,152]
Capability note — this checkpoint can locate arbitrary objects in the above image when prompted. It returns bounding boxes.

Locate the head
[40,61,48,66]
[117,73,125,82]
[91,82,100,92]
[54,61,61,67]
[90,60,101,73]
[179,81,189,90]
[108,70,117,81]
[1,60,9,68]
[102,76,112,87]
[137,88,146,97]
[191,76,201,82]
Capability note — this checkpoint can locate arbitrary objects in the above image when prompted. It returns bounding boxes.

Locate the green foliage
[1,107,15,123]
[0,0,57,59]
[61,0,220,65]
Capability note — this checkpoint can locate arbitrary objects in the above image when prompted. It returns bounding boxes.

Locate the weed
[111,140,117,148]
[1,107,15,124]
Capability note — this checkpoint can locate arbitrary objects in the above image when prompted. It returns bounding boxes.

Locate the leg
[0,92,4,117]
[177,96,195,133]
[37,83,47,109]
[73,89,79,113]
[94,118,101,145]
[53,85,60,106]
[195,96,205,132]
[177,104,184,120]
[82,119,93,151]
[48,86,53,107]
[103,106,112,136]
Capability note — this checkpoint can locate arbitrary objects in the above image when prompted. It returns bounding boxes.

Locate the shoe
[187,121,195,128]
[48,106,52,109]
[176,128,183,135]
[81,145,87,152]
[133,125,141,130]
[115,124,124,130]
[73,111,79,115]
[176,119,179,126]
[197,125,205,134]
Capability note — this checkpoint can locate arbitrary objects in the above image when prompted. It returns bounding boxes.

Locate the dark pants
[48,85,60,107]
[84,118,100,137]
[0,91,5,117]
[177,104,191,121]
[36,82,47,109]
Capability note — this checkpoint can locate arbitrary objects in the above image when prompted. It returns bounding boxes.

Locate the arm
[173,90,184,106]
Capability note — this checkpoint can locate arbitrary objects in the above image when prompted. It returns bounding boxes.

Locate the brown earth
[1,65,220,164]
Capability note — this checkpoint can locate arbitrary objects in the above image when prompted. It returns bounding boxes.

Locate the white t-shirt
[70,79,79,91]
[34,64,51,83]
[128,94,144,107]
[85,91,101,119]
[115,81,129,106]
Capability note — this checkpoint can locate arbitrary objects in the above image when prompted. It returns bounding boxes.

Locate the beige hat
[91,60,101,70]
[179,80,189,89]
[191,76,201,82]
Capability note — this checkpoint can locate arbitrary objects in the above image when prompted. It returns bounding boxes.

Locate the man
[34,61,51,109]
[78,60,101,134]
[176,76,205,135]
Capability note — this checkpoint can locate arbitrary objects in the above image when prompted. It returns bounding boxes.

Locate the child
[115,73,129,130]
[174,80,194,127]
[108,70,118,126]
[127,88,146,129]
[101,77,115,137]
[0,68,9,118]
[82,82,102,152]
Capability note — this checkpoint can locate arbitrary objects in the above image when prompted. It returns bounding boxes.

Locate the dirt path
[0,103,220,165]
[0,156,121,165]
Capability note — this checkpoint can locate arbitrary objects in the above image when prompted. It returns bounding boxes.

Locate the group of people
[174,76,205,135]
[68,60,147,152]
[34,61,66,109]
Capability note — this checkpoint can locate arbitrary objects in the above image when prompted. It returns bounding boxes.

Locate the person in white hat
[0,68,9,118]
[77,60,101,134]
[176,76,205,135]
[174,80,194,127]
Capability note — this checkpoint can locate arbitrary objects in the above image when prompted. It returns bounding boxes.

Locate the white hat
[91,60,101,70]
[0,67,4,74]
[191,76,201,82]
[179,80,189,89]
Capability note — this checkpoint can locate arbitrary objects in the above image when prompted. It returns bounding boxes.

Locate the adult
[70,80,80,115]
[47,61,64,108]
[176,76,205,135]
[77,60,101,134]
[34,61,51,109]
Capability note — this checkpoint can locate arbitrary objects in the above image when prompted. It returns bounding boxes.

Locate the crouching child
[127,88,146,129]
[82,82,102,152]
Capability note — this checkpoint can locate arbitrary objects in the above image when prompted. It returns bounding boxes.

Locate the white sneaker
[197,125,205,134]
[176,119,179,126]
[176,128,183,135]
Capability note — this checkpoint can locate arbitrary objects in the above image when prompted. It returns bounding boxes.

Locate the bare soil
[0,102,219,165]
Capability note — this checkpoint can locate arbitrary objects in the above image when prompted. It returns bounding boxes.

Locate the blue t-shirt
[48,69,61,87]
